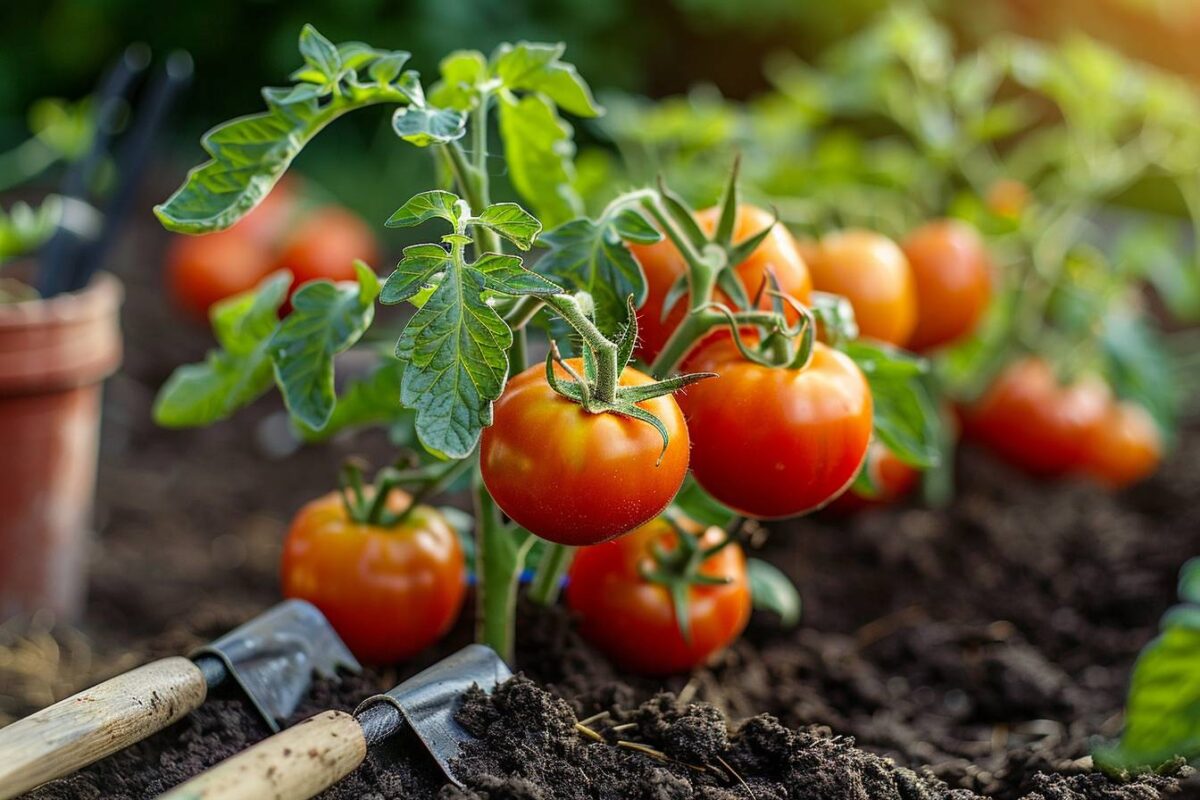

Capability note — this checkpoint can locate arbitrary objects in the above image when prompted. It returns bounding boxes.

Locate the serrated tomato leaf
[475,203,542,250]
[497,92,581,229]
[491,42,602,118]
[299,24,341,81]
[297,355,410,442]
[386,190,462,228]
[381,244,451,304]
[269,262,381,430]
[153,272,292,427]
[536,209,658,334]
[474,253,561,295]
[747,558,802,627]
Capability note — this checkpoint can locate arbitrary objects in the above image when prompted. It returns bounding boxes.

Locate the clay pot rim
[0,272,123,330]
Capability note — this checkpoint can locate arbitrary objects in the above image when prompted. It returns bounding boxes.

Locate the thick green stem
[503,296,545,328]
[528,543,574,606]
[509,326,528,374]
[473,473,531,663]
[545,293,621,403]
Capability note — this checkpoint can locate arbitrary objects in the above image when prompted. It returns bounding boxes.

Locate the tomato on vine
[281,481,467,664]
[566,515,750,675]
[962,357,1110,476]
[680,332,873,519]
[901,219,992,352]
[805,229,917,346]
[481,356,692,546]
[829,442,919,513]
[630,203,812,363]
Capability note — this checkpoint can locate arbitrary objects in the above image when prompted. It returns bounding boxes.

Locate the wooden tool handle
[0,656,207,799]
[157,710,367,800]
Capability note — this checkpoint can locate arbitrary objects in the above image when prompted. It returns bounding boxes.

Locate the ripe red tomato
[480,359,690,546]
[901,219,992,351]
[806,229,917,346]
[281,490,466,664]
[963,357,1110,476]
[1081,401,1162,489]
[566,517,750,675]
[828,442,919,513]
[630,204,812,363]
[166,229,273,320]
[275,206,380,287]
[679,337,873,519]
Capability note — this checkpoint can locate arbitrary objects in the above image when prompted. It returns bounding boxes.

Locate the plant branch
[544,293,621,403]
[528,543,574,606]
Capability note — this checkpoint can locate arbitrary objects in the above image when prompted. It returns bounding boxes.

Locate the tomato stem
[474,472,534,663]
[544,293,621,404]
[528,542,575,606]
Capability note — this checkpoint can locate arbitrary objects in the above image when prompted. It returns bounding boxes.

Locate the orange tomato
[281,490,466,663]
[828,442,919,513]
[986,179,1030,220]
[275,207,380,287]
[1081,401,1163,488]
[806,229,917,346]
[630,204,812,363]
[166,229,273,319]
[902,219,992,351]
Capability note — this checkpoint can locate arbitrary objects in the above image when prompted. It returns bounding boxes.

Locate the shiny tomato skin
[630,204,812,363]
[806,229,917,346]
[166,229,273,320]
[901,219,992,351]
[566,518,750,675]
[481,359,690,545]
[275,206,380,287]
[281,490,466,664]
[1081,401,1163,489]
[963,358,1110,476]
[680,338,873,519]
[828,442,919,513]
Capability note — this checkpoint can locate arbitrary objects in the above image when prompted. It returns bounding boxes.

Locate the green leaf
[491,42,602,117]
[299,24,341,81]
[536,208,657,334]
[429,50,488,110]
[386,190,462,228]
[497,92,582,228]
[297,355,409,442]
[845,341,939,469]
[747,558,802,627]
[381,244,451,303]
[153,273,291,427]
[475,203,542,250]
[155,30,410,234]
[392,105,467,147]
[670,476,736,528]
[369,52,412,85]
[473,253,561,296]
[1102,311,1178,436]
[269,262,380,430]
[397,268,511,459]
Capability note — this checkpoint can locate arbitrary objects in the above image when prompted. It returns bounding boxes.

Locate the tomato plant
[566,515,750,675]
[281,481,466,663]
[681,333,873,519]
[152,26,945,666]
[901,219,991,352]
[481,357,691,546]
[805,229,917,346]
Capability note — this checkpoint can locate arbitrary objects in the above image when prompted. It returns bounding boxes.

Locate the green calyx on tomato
[337,457,470,528]
[637,514,738,644]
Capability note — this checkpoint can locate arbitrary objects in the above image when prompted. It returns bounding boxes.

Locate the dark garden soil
[4,227,1200,798]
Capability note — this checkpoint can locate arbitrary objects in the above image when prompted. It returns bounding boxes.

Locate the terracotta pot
[0,274,123,622]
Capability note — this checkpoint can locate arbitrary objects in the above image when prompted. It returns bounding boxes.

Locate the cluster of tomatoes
[277,198,1163,675]
[165,179,379,319]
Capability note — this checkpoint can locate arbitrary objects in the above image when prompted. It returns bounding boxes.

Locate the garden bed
[2,263,1198,799]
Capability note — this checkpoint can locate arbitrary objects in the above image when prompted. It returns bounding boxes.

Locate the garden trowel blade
[190,599,361,732]
[356,644,512,787]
